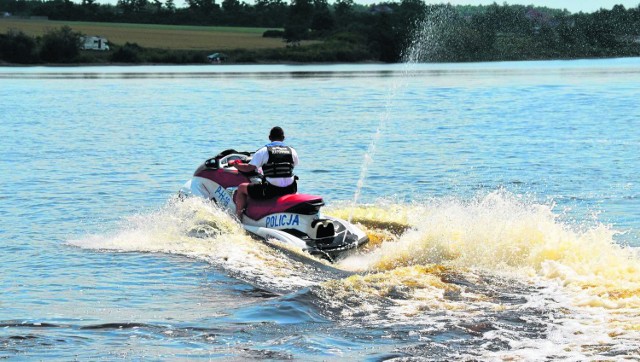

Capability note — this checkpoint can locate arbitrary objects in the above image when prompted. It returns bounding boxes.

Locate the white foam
[68,197,317,291]
[69,191,640,357]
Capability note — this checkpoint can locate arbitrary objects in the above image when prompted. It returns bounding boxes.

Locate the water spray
[349,9,447,222]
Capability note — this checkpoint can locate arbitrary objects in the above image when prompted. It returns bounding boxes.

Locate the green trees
[254,0,287,27]
[311,0,334,36]
[1,0,640,64]
[0,29,36,63]
[110,42,142,62]
[333,0,354,28]
[183,0,219,25]
[284,0,314,44]
[38,26,81,62]
[0,26,82,63]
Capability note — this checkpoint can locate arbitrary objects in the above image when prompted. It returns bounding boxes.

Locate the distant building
[80,36,110,51]
[369,5,393,14]
[207,53,228,63]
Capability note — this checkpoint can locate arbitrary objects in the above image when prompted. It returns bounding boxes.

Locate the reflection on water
[2,58,640,81]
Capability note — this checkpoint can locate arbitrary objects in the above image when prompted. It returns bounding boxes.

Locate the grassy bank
[1,18,376,64]
[0,18,285,50]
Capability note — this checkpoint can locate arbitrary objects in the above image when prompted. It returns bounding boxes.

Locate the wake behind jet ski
[179,149,369,262]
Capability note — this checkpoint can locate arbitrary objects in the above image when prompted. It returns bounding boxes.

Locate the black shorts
[248,181,297,200]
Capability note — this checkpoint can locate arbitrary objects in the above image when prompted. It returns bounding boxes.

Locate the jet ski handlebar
[227,159,246,166]
[204,149,254,169]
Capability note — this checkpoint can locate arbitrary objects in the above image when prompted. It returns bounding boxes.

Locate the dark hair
[269,126,285,141]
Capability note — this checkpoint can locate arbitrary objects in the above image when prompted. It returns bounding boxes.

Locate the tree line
[2,0,640,64]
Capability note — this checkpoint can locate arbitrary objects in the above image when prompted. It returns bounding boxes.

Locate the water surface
[1,59,639,360]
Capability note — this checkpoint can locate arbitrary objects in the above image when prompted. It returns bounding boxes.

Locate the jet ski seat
[245,194,324,221]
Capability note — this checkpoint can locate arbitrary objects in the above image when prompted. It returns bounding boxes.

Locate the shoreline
[3,55,640,68]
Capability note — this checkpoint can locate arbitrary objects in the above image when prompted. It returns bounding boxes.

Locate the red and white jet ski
[179,149,369,262]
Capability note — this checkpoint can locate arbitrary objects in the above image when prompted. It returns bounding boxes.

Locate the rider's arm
[292,148,299,167]
[235,163,257,173]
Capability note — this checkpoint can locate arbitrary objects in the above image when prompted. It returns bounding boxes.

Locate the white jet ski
[179,149,369,262]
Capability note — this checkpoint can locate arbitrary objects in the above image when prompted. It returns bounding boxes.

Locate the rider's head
[269,126,285,142]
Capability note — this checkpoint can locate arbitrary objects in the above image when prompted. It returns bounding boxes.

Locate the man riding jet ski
[179,127,368,262]
[232,127,299,220]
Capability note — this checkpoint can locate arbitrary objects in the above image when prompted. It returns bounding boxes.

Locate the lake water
[1,59,639,360]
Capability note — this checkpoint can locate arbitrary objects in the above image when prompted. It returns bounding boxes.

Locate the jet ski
[179,149,369,262]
